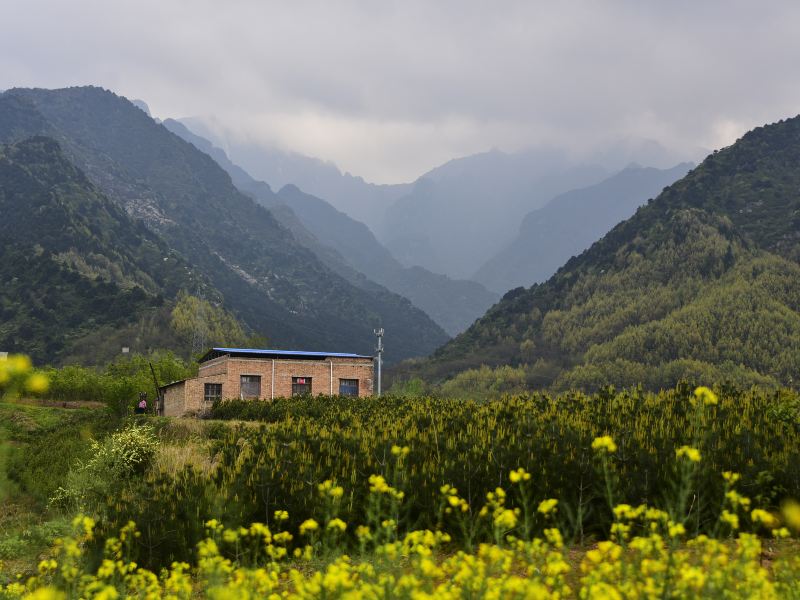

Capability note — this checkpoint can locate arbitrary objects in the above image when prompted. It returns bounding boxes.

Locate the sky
[2,1,800,183]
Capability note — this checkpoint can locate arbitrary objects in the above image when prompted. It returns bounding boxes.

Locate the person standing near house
[135,392,147,414]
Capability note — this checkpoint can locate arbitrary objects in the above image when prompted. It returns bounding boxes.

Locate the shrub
[50,424,159,513]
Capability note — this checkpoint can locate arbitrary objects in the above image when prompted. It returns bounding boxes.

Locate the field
[2,379,800,597]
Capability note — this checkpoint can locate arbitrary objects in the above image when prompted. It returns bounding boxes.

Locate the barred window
[292,377,312,396]
[339,379,359,396]
[204,383,222,403]
[240,375,261,399]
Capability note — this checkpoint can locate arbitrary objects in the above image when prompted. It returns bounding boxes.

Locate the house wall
[162,382,186,417]
[172,355,374,416]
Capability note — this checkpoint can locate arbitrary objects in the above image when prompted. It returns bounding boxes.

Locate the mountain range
[177,117,411,235]
[0,86,449,364]
[184,120,699,282]
[380,150,609,279]
[162,119,499,336]
[5,84,794,391]
[399,114,800,390]
[473,162,694,292]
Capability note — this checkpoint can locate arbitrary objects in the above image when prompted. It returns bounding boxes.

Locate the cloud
[2,0,799,182]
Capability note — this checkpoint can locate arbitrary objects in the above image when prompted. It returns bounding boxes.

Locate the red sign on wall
[297,378,306,384]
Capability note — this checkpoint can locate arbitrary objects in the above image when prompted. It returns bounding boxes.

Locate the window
[204,383,222,403]
[339,379,359,396]
[240,375,261,399]
[292,377,312,396]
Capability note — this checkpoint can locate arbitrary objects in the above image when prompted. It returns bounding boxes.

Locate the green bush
[44,351,195,412]
[50,424,159,513]
[4,404,118,504]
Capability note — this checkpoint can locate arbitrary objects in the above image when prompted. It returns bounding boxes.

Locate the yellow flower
[751,509,778,529]
[537,499,558,515]
[37,559,58,575]
[299,519,319,535]
[675,446,701,462]
[222,529,239,543]
[722,471,741,484]
[25,372,49,394]
[391,445,410,457]
[8,354,32,374]
[19,588,65,600]
[205,519,223,533]
[509,467,531,484]
[494,508,518,530]
[327,518,347,533]
[318,480,344,499]
[544,527,564,549]
[668,522,686,537]
[592,436,617,453]
[680,566,707,589]
[694,386,718,406]
[720,510,739,530]
[72,515,95,539]
[366,474,405,501]
[726,490,751,510]
[585,583,622,599]
[781,499,800,532]
[772,527,790,539]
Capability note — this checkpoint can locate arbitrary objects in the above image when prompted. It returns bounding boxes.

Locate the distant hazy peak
[131,99,151,116]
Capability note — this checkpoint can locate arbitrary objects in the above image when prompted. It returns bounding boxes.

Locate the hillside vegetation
[474,162,692,292]
[0,137,198,362]
[0,87,448,364]
[406,115,800,390]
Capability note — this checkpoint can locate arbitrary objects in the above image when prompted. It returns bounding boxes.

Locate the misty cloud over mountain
[3,2,799,183]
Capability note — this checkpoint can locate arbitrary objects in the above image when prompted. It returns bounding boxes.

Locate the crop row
[85,385,800,568]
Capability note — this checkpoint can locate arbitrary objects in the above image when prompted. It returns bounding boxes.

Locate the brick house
[159,347,374,416]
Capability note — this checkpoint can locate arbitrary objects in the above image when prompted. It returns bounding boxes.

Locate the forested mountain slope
[403,115,800,390]
[163,118,498,335]
[473,163,693,292]
[0,137,195,362]
[0,87,448,362]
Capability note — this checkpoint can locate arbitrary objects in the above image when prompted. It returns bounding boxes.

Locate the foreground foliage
[50,384,798,570]
[4,462,800,599]
[4,380,800,597]
[0,399,116,581]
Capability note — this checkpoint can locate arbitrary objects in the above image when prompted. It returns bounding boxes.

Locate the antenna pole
[374,328,384,396]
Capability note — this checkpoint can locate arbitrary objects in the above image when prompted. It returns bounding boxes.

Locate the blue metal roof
[202,347,373,361]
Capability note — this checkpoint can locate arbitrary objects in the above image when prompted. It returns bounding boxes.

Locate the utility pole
[374,328,384,396]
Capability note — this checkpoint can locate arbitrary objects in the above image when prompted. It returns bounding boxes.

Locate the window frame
[338,378,359,397]
[204,382,222,403]
[240,374,261,399]
[291,376,312,396]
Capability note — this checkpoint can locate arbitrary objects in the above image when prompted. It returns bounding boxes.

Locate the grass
[0,400,69,502]
[0,399,115,582]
